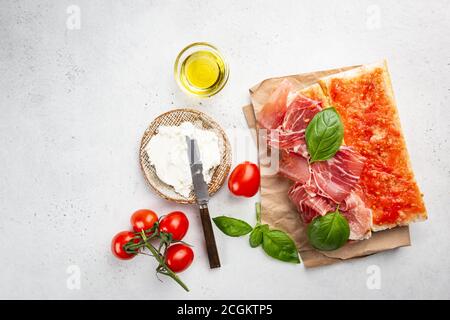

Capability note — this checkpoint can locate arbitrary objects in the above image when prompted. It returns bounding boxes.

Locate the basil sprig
[213,203,300,264]
[307,208,350,251]
[305,107,344,163]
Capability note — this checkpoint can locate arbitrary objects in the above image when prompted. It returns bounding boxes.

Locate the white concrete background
[0,0,449,299]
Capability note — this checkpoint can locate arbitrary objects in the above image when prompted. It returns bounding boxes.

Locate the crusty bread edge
[372,213,427,231]
[379,61,428,225]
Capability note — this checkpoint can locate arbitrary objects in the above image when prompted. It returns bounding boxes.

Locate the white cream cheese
[145,122,221,197]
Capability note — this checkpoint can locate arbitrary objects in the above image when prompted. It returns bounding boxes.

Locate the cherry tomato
[159,211,189,241]
[228,161,260,197]
[130,209,158,233]
[111,231,137,260]
[165,244,194,273]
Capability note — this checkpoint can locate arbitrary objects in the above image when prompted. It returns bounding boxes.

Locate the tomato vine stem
[140,231,190,292]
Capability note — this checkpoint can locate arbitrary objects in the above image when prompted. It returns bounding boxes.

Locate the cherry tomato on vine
[111,231,138,260]
[159,211,189,241]
[228,161,260,197]
[130,209,158,233]
[165,244,194,273]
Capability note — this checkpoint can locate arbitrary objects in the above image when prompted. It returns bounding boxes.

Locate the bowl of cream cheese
[139,108,232,204]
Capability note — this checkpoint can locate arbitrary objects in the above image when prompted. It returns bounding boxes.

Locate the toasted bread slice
[319,61,427,231]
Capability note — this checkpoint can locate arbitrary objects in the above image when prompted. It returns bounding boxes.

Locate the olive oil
[175,43,229,97]
[183,51,221,89]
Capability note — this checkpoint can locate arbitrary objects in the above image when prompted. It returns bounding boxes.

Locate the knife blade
[186,136,209,205]
[186,136,221,269]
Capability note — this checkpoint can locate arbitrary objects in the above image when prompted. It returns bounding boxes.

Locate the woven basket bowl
[139,108,232,204]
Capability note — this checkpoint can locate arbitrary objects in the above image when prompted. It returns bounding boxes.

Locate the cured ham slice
[288,182,336,223]
[282,94,322,132]
[282,143,369,238]
[257,79,293,129]
[289,182,372,238]
[257,80,373,243]
[267,93,322,157]
[311,146,366,203]
[341,191,373,240]
[266,130,309,158]
[267,129,305,150]
[279,151,310,184]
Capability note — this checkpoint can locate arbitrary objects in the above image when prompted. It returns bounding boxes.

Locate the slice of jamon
[267,129,306,152]
[289,183,372,239]
[288,182,336,223]
[282,94,322,132]
[279,151,310,184]
[269,93,322,157]
[257,79,293,129]
[311,146,366,203]
[341,191,373,240]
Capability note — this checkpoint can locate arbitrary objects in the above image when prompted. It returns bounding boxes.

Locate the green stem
[125,241,144,249]
[144,242,189,292]
[256,202,262,224]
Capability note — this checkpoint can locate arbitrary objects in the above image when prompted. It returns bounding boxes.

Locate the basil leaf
[212,216,253,237]
[249,224,269,248]
[307,209,350,251]
[305,107,344,163]
[262,230,300,263]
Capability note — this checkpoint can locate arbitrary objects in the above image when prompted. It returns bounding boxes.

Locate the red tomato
[130,209,158,233]
[159,211,189,241]
[111,231,137,260]
[228,161,260,197]
[165,244,194,273]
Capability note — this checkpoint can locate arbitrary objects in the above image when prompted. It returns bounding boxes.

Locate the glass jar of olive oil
[174,42,229,97]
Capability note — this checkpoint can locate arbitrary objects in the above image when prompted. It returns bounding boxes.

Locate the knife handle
[199,204,221,269]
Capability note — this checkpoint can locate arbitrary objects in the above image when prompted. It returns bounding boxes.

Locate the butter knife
[186,136,221,269]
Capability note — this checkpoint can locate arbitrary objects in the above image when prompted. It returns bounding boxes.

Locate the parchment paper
[243,66,411,268]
